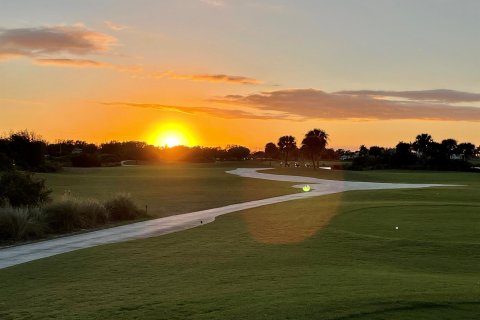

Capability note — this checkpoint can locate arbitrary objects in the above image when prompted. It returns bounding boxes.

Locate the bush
[37,160,62,173]
[71,153,101,167]
[0,207,45,241]
[0,152,13,171]
[104,193,144,221]
[43,197,110,233]
[43,198,81,233]
[76,199,108,228]
[0,171,51,208]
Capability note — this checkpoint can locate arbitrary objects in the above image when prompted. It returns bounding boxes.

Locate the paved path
[0,168,451,269]
[120,160,138,167]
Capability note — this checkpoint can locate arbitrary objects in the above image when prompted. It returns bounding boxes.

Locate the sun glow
[150,123,195,148]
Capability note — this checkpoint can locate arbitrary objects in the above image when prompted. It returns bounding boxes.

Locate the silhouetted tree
[441,139,457,158]
[413,133,433,162]
[8,131,46,170]
[301,129,328,169]
[321,148,338,160]
[265,142,279,159]
[457,142,476,160]
[278,136,297,167]
[226,145,250,161]
[392,142,416,168]
[359,145,369,157]
[0,171,51,207]
[264,142,279,166]
[368,146,385,158]
[0,153,13,171]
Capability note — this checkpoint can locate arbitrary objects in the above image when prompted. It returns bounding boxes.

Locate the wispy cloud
[200,0,225,7]
[101,102,289,120]
[34,58,111,68]
[104,21,129,31]
[148,71,262,85]
[33,58,143,73]
[214,88,480,121]
[0,25,116,59]
[169,72,262,85]
[337,89,480,103]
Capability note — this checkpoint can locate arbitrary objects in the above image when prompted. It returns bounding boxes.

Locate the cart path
[0,168,452,270]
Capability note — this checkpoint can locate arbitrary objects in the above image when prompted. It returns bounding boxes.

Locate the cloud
[0,25,146,73]
[148,71,262,85]
[170,72,262,85]
[214,88,480,121]
[33,58,143,73]
[101,102,289,120]
[200,0,225,7]
[104,21,129,31]
[0,25,116,58]
[337,89,480,103]
[34,58,111,68]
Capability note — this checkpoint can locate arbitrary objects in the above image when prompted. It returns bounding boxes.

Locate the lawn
[36,162,295,217]
[0,167,479,319]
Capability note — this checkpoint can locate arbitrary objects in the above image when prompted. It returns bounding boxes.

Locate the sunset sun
[163,135,181,148]
[151,123,194,148]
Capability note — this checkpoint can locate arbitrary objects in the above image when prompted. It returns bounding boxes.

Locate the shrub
[0,207,45,241]
[71,153,101,167]
[43,198,81,233]
[76,199,108,228]
[0,171,51,208]
[104,193,144,221]
[37,160,62,173]
[0,152,13,171]
[43,197,110,233]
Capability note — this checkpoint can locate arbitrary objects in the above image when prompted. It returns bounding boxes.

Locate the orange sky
[1,1,480,150]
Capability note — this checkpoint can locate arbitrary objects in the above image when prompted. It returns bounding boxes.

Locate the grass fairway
[36,163,294,217]
[0,168,479,319]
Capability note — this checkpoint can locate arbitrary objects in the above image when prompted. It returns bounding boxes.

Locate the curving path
[120,160,138,167]
[0,168,453,269]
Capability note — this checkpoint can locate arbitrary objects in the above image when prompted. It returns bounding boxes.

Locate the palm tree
[301,129,328,169]
[412,133,433,161]
[441,139,457,158]
[277,136,297,167]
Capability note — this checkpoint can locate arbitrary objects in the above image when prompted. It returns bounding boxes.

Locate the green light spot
[302,185,311,192]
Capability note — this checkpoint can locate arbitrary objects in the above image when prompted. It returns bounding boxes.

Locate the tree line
[0,130,478,172]
[0,131,253,171]
[350,133,479,171]
[263,130,479,171]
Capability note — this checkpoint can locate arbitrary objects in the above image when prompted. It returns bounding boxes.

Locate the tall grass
[0,207,45,241]
[0,194,146,243]
[104,193,144,221]
[43,197,109,233]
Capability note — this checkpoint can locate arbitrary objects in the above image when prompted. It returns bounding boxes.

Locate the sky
[1,0,480,150]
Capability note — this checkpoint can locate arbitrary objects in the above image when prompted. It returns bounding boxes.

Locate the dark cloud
[101,102,289,120]
[214,88,480,121]
[337,89,480,103]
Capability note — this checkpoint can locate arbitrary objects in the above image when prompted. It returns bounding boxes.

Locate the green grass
[0,167,479,319]
[37,162,294,217]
